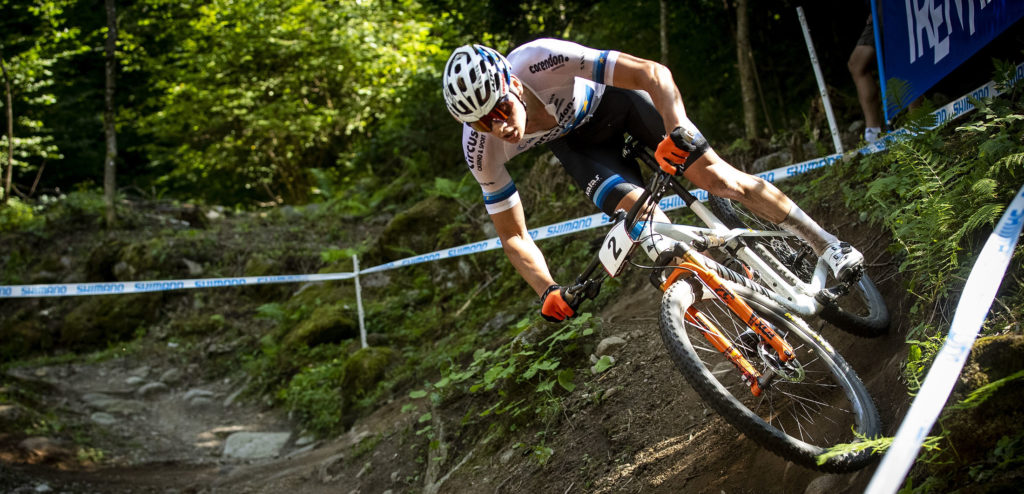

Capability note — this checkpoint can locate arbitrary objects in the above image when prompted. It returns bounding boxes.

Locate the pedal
[815,284,850,306]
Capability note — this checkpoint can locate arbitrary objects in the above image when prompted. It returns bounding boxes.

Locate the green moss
[84,238,128,282]
[371,195,458,264]
[283,303,359,348]
[341,346,396,398]
[244,254,278,277]
[0,318,55,362]
[914,335,1024,491]
[280,357,347,435]
[61,294,162,349]
[168,312,228,337]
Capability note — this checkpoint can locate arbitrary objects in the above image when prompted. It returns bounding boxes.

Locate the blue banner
[881,0,1024,116]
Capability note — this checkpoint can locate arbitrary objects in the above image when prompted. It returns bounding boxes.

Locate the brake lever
[564,277,605,310]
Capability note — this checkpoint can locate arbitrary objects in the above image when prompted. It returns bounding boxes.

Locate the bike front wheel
[659,280,881,472]
[707,195,889,337]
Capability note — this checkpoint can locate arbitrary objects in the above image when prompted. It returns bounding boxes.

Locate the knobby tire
[658,280,881,472]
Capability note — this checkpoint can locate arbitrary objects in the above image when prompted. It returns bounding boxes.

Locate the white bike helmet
[443,44,513,122]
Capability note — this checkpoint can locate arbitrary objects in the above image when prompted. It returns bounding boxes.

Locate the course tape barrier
[1,62,1019,298]
[865,183,1024,494]
[0,273,354,299]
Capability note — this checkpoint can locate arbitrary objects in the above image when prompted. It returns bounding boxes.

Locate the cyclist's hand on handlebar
[655,127,709,175]
[540,284,576,323]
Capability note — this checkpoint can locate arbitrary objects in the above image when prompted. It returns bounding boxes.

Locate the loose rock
[595,336,627,357]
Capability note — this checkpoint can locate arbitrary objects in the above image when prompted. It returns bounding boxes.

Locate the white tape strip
[865,183,1024,494]
[0,273,354,298]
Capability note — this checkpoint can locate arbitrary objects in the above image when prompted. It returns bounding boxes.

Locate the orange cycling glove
[540,284,575,322]
[654,126,709,175]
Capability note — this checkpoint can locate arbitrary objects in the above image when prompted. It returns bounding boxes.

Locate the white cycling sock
[864,126,881,144]
[777,205,838,256]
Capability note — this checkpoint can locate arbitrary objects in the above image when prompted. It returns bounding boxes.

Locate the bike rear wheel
[706,195,889,337]
[659,280,881,472]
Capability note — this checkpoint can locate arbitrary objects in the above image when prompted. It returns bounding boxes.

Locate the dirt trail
[1,220,912,494]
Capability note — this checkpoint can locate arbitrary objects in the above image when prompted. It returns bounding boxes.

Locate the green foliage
[967,432,1024,486]
[410,313,598,426]
[904,330,945,394]
[817,432,941,467]
[279,355,346,435]
[127,0,447,204]
[828,83,1024,317]
[949,370,1024,412]
[805,63,1024,491]
[0,0,71,189]
[0,196,41,232]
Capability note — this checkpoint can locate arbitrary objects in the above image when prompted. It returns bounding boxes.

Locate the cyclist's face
[487,77,526,144]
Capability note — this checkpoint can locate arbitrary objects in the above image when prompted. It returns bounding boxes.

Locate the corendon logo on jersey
[529,53,568,73]
[556,96,575,123]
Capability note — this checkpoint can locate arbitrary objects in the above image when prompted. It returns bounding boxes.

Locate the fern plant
[838,82,1024,321]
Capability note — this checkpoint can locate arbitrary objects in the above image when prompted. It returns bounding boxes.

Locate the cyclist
[442,39,864,322]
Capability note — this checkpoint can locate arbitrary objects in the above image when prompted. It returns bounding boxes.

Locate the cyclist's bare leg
[682,150,790,223]
[683,150,840,254]
[682,150,863,281]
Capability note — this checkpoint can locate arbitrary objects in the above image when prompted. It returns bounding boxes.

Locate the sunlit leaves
[133,0,446,203]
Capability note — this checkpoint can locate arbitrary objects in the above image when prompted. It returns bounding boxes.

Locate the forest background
[1,0,895,211]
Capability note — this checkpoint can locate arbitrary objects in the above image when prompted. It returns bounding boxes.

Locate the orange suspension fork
[662,260,796,363]
[685,307,764,396]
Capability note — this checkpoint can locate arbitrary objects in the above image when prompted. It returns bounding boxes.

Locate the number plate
[599,220,638,277]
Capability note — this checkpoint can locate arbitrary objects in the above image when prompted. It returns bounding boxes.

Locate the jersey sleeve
[462,125,522,215]
[508,38,620,87]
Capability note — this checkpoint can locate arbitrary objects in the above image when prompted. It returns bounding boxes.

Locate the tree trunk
[103,0,118,226]
[734,0,758,139]
[1,51,13,206]
[659,0,669,65]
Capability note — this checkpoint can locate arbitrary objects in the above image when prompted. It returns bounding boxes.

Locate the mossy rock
[930,335,1024,484]
[282,303,359,348]
[244,254,279,277]
[168,312,228,337]
[373,195,459,264]
[119,239,172,277]
[61,294,162,349]
[84,238,129,282]
[0,318,55,362]
[341,346,397,398]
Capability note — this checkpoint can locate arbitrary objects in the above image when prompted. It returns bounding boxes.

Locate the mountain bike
[563,139,884,472]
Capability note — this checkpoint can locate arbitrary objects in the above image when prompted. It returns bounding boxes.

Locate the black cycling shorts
[547,87,667,216]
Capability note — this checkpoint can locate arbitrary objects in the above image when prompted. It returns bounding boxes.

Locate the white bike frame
[630,198,831,318]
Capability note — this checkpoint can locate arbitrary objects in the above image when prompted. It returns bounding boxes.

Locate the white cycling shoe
[822,241,865,284]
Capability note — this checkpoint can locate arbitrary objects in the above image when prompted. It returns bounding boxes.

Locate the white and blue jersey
[461,38,620,215]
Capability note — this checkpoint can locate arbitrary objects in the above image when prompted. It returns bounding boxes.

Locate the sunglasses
[469,94,514,133]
